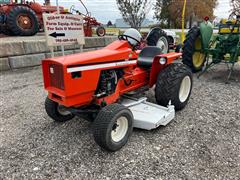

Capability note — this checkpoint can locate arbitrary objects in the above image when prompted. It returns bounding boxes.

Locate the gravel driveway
[0,64,240,179]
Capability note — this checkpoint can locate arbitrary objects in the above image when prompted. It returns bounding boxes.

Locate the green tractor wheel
[182,27,206,72]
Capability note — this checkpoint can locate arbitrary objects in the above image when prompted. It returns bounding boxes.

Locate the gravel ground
[0,64,240,179]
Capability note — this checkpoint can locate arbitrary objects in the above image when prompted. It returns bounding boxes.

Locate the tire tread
[182,27,204,72]
[7,6,39,36]
[155,63,192,110]
[45,97,75,122]
[93,103,133,151]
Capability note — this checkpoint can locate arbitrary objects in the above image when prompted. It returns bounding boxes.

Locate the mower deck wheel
[93,103,133,151]
[45,97,75,122]
[155,63,193,111]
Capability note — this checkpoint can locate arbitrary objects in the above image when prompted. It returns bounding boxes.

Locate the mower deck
[120,96,175,130]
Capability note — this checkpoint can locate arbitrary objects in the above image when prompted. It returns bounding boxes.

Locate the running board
[120,96,175,130]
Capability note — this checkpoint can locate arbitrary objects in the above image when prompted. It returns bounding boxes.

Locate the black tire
[147,27,170,53]
[155,63,193,111]
[93,103,133,152]
[96,26,106,37]
[7,6,39,36]
[45,97,75,122]
[79,113,97,122]
[168,36,174,45]
[182,27,206,72]
[0,25,13,36]
[175,43,183,53]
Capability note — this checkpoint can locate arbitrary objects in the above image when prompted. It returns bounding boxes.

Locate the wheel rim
[111,116,128,142]
[17,14,32,30]
[193,38,205,68]
[97,28,105,36]
[57,105,71,116]
[156,36,169,54]
[179,76,191,103]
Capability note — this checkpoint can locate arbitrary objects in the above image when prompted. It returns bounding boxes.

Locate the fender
[149,52,182,87]
[200,21,213,50]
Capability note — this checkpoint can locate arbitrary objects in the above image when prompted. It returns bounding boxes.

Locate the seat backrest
[138,46,162,67]
[139,46,162,58]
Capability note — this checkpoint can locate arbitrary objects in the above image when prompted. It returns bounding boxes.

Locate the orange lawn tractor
[0,0,65,36]
[42,28,193,151]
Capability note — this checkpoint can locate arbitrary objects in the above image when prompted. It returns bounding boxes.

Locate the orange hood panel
[44,40,135,66]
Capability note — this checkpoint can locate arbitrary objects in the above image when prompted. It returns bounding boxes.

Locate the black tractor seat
[137,46,162,67]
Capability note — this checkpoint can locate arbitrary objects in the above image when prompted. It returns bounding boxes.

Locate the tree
[230,0,240,15]
[154,0,172,28]
[44,0,51,5]
[154,0,218,28]
[116,0,151,29]
[107,20,113,26]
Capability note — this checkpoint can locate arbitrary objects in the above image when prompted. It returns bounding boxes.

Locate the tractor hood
[43,40,136,67]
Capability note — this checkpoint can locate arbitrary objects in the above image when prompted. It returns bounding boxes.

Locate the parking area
[0,64,240,179]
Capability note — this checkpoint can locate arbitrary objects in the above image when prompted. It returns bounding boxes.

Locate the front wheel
[155,63,193,111]
[45,97,75,122]
[93,104,133,151]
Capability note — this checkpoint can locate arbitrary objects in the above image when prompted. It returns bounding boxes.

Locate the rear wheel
[182,27,206,72]
[147,28,169,54]
[93,104,133,151]
[7,6,39,36]
[96,26,106,37]
[155,63,193,111]
[45,97,75,122]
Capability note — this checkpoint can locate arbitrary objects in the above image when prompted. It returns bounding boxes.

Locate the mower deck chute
[120,96,175,130]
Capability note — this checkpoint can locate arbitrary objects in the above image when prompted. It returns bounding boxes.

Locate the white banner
[43,14,85,47]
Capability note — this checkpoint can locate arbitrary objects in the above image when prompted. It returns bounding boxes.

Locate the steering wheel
[118,34,141,48]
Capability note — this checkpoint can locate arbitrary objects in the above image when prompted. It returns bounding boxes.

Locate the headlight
[159,57,167,65]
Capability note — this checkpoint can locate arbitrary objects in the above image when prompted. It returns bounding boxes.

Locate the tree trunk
[167,18,171,28]
[44,0,51,5]
[189,15,193,28]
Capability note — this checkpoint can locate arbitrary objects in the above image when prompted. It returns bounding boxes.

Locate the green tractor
[182,15,240,82]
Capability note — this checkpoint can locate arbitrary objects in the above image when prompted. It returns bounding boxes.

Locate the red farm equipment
[70,0,106,37]
[0,0,65,36]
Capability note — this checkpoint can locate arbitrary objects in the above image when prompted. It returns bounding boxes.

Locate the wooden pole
[56,0,65,56]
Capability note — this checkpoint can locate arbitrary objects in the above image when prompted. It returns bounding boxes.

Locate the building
[115,18,154,28]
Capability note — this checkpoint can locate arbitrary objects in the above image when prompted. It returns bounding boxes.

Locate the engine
[95,69,123,97]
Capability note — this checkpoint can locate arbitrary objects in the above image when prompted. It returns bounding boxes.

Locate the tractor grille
[49,64,64,90]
